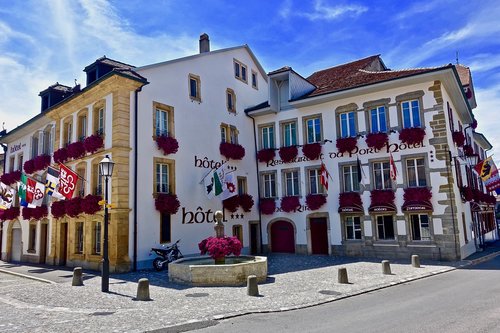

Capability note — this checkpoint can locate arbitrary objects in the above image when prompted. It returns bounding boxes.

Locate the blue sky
[1,0,499,160]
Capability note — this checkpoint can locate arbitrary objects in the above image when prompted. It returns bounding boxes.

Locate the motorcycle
[150,239,183,271]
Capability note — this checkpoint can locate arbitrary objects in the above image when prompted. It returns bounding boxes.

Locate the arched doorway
[310,217,329,254]
[270,220,295,253]
[11,221,22,262]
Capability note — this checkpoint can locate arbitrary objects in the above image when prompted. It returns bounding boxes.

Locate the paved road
[202,256,500,333]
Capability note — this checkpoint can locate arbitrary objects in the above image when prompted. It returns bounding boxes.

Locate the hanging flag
[213,164,229,197]
[202,169,216,199]
[485,173,500,192]
[356,156,367,185]
[31,181,46,207]
[45,166,59,196]
[221,171,238,200]
[25,177,40,207]
[59,163,78,200]
[0,182,15,210]
[474,157,496,181]
[320,162,330,191]
[389,152,398,181]
[18,173,27,206]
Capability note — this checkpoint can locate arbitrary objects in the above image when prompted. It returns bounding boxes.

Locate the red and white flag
[320,163,330,191]
[390,152,398,181]
[59,163,78,200]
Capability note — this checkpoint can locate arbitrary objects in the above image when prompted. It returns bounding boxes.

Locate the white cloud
[394,0,449,21]
[301,0,367,21]
[279,0,292,19]
[473,84,500,165]
[468,53,500,73]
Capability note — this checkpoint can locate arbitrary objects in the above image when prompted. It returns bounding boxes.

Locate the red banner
[59,163,78,200]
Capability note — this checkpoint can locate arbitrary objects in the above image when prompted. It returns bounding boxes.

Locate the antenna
[456,51,459,65]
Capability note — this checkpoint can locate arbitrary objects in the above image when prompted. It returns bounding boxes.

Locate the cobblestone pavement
[0,252,495,333]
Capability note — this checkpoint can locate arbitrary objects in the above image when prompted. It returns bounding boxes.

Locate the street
[201,256,500,333]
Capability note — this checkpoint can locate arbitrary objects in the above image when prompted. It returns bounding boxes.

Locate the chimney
[199,33,210,53]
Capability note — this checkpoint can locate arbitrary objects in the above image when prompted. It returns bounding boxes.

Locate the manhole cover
[90,311,115,316]
[185,293,209,298]
[318,290,341,296]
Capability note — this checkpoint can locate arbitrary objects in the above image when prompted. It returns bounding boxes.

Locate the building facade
[0,36,496,271]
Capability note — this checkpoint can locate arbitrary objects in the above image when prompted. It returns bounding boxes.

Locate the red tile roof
[455,64,471,86]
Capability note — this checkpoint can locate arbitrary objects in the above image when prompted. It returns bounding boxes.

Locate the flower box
[302,143,322,160]
[280,196,300,213]
[399,127,425,145]
[34,155,51,172]
[370,189,395,206]
[24,159,36,174]
[279,146,298,163]
[305,194,327,210]
[81,194,102,215]
[51,200,66,219]
[259,198,276,215]
[339,192,362,208]
[156,135,179,156]
[460,186,473,202]
[0,171,21,186]
[220,142,245,160]
[67,141,86,160]
[0,207,20,221]
[257,148,276,163]
[53,147,69,164]
[403,187,432,202]
[155,193,180,214]
[83,134,104,154]
[336,137,357,154]
[452,131,465,147]
[238,194,254,212]
[365,132,388,150]
[463,144,474,157]
[22,205,48,220]
[223,195,240,212]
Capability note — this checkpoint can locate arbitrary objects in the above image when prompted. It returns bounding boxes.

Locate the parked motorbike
[150,239,183,271]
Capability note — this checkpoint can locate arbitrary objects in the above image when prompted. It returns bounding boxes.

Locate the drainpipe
[0,143,6,259]
[447,149,459,259]
[133,86,143,271]
[245,112,263,254]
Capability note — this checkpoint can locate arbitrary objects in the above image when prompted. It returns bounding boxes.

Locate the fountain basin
[168,255,267,286]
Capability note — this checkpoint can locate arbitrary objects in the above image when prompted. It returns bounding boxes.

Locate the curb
[0,268,56,284]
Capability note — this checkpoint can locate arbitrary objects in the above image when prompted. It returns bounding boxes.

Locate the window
[28,223,36,251]
[308,168,324,194]
[31,134,39,158]
[78,114,87,142]
[76,166,85,197]
[339,111,356,138]
[260,125,275,149]
[234,59,247,83]
[401,100,421,128]
[461,212,468,244]
[232,225,243,243]
[251,70,258,89]
[220,126,227,143]
[63,120,73,146]
[17,154,23,172]
[153,102,174,138]
[42,127,53,155]
[370,106,387,133]
[156,163,169,193]
[188,74,201,101]
[345,216,362,240]
[220,124,238,144]
[376,215,395,240]
[93,222,101,254]
[226,88,236,113]
[282,121,297,147]
[75,222,84,254]
[406,158,426,187]
[262,172,276,198]
[9,156,14,172]
[94,107,105,136]
[93,162,103,195]
[237,177,247,195]
[284,170,299,196]
[410,214,430,241]
[373,161,391,190]
[343,165,360,192]
[305,117,322,144]
[160,213,171,244]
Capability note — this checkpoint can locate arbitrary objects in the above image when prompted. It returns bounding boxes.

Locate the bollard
[136,278,151,301]
[338,267,348,284]
[247,275,259,296]
[382,260,391,275]
[72,267,84,286]
[412,255,421,268]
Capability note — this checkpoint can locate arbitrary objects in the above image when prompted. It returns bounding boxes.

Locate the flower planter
[365,132,388,150]
[279,146,298,163]
[463,144,474,157]
[81,194,102,215]
[280,196,300,213]
[460,186,473,202]
[259,198,276,215]
[51,200,66,219]
[336,137,357,154]
[403,187,432,202]
[257,148,276,163]
[0,207,20,221]
[370,189,395,206]
[339,192,362,207]
[223,195,239,212]
[238,194,254,212]
[67,141,86,160]
[399,127,425,145]
[66,197,83,218]
[156,135,179,156]
[155,193,180,214]
[302,143,322,160]
[452,131,465,147]
[198,236,242,261]
[34,155,51,172]
[23,159,35,174]
[22,205,48,220]
[219,142,245,160]
[0,171,21,186]
[83,134,104,154]
[53,147,69,164]
[305,194,327,210]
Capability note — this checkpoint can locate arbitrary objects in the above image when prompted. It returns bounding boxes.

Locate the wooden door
[271,220,295,253]
[11,228,22,262]
[310,217,329,254]
[39,224,48,264]
[60,223,68,266]
[250,223,259,255]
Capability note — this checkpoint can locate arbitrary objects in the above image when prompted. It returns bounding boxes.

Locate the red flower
[22,205,48,220]
[51,200,66,219]
[219,142,245,160]
[34,155,51,172]
[403,187,432,202]
[460,186,473,202]
[260,198,276,215]
[336,137,357,154]
[53,147,69,164]
[239,194,254,212]
[399,127,425,145]
[83,134,104,154]
[257,148,276,163]
[24,159,35,174]
[306,194,327,210]
[365,132,388,150]
[81,194,102,215]
[279,146,298,162]
[370,190,395,206]
[339,192,362,208]
[198,236,242,260]
[66,197,83,217]
[223,195,239,212]
[452,131,465,147]
[155,193,180,214]
[67,141,86,160]
[302,143,322,160]
[156,135,179,155]
[463,144,474,157]
[1,171,21,186]
[280,196,300,213]
[471,119,478,129]
[0,207,20,221]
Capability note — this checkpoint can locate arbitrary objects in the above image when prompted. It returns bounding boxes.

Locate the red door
[310,218,329,254]
[271,220,295,253]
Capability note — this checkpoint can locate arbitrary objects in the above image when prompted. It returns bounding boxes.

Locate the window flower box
[452,131,465,147]
[399,127,425,145]
[238,194,254,212]
[463,144,474,157]
[403,187,432,202]
[81,194,102,215]
[259,198,276,215]
[34,154,51,172]
[155,193,180,214]
[156,135,179,156]
[257,148,276,163]
[0,171,21,186]
[66,197,83,218]
[280,196,300,213]
[302,143,322,160]
[0,207,20,221]
[339,192,362,208]
[279,146,298,163]
[460,186,473,202]
[67,141,86,160]
[370,189,395,206]
[220,142,245,160]
[22,205,48,220]
[83,134,104,154]
[223,195,240,213]
[336,137,357,154]
[51,200,66,219]
[23,159,36,174]
[53,147,69,164]
[365,132,388,150]
[305,193,327,210]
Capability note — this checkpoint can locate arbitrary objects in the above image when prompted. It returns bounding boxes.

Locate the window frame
[75,221,84,254]
[372,160,392,190]
[77,109,88,142]
[303,115,323,144]
[220,123,239,144]
[258,123,275,150]
[280,119,298,147]
[344,215,362,240]
[306,165,325,195]
[226,88,236,113]
[404,156,427,187]
[28,222,37,252]
[251,70,258,89]
[153,157,175,196]
[233,59,248,83]
[369,106,388,133]
[409,213,431,241]
[232,224,243,243]
[92,221,102,255]
[237,176,248,195]
[341,164,360,193]
[152,102,175,139]
[160,213,172,244]
[261,171,277,198]
[395,91,425,130]
[337,111,357,138]
[282,168,300,197]
[93,102,105,136]
[375,214,395,240]
[188,73,201,102]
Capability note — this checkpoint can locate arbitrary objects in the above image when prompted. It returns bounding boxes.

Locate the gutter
[245,112,264,254]
[0,143,6,259]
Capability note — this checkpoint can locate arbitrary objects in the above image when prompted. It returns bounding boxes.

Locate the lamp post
[99,154,115,292]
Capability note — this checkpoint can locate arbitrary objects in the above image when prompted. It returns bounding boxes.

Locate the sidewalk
[0,247,499,333]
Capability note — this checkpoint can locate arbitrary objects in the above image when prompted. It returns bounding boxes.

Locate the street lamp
[99,154,114,292]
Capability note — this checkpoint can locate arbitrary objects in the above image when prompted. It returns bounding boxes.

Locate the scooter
[150,239,183,271]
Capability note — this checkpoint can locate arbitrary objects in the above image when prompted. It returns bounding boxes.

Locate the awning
[338,204,363,214]
[369,203,396,213]
[471,202,495,212]
[402,200,433,212]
